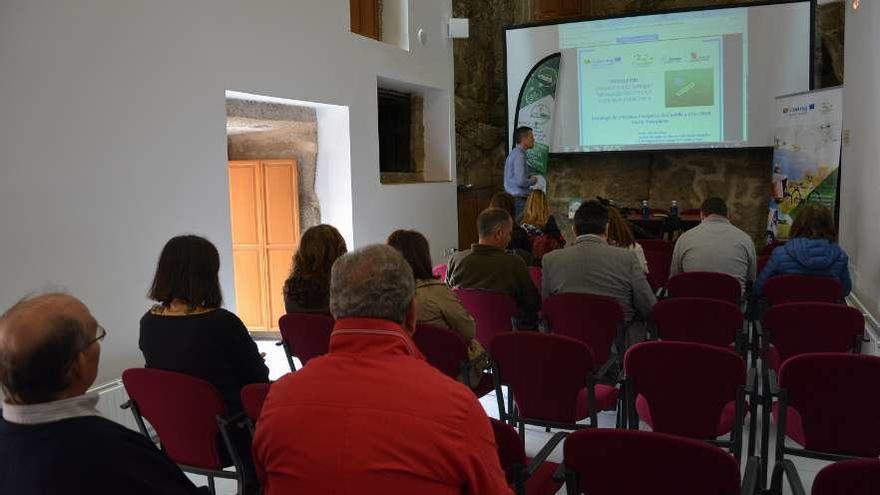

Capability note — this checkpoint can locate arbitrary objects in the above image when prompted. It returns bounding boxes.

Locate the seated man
[446,207,540,316]
[0,293,203,495]
[542,200,656,349]
[670,197,757,292]
[253,245,511,495]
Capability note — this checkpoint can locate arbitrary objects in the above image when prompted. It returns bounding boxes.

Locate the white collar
[2,393,101,425]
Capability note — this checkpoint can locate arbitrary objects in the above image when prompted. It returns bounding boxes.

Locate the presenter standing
[504,126,538,221]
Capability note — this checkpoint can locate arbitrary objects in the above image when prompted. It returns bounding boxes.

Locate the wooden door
[535,0,585,20]
[457,185,500,251]
[229,160,300,331]
[350,0,379,40]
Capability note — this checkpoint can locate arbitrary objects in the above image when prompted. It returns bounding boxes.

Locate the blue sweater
[755,237,851,296]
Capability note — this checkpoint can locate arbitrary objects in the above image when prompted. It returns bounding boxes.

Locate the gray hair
[329,244,415,324]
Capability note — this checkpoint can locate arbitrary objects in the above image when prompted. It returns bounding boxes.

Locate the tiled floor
[191,342,827,494]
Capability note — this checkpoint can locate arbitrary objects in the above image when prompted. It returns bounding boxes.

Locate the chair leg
[207,476,216,495]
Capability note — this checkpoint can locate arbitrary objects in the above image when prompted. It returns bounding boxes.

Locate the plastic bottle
[670,200,679,217]
[641,200,650,219]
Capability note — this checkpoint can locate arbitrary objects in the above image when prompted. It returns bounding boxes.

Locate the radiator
[89,379,142,432]
[848,294,880,356]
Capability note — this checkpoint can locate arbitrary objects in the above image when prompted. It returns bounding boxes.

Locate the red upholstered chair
[240,382,271,432]
[411,323,493,398]
[562,429,759,495]
[528,266,542,295]
[638,239,673,254]
[644,249,673,292]
[122,368,246,494]
[667,271,741,305]
[763,275,844,305]
[761,240,787,257]
[490,332,619,441]
[432,263,448,281]
[541,293,623,379]
[623,341,752,461]
[453,288,518,348]
[650,297,745,350]
[278,312,334,371]
[773,458,880,495]
[762,354,880,492]
[490,419,565,495]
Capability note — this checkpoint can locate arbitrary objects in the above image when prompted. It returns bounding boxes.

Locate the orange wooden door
[228,160,300,331]
[350,0,379,40]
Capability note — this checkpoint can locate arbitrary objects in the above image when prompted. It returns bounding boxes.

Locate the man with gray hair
[254,245,512,495]
[0,293,203,495]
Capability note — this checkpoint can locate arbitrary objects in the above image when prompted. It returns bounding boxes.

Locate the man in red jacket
[253,244,512,495]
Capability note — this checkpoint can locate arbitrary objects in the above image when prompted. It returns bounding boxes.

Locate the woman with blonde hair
[521,189,565,261]
[607,207,649,273]
[283,224,348,314]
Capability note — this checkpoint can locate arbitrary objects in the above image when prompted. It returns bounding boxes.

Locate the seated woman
[520,189,565,262]
[283,224,348,314]
[755,203,851,296]
[387,229,488,387]
[489,191,535,266]
[139,235,269,414]
[607,206,649,273]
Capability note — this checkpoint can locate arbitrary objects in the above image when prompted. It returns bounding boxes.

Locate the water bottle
[670,200,679,217]
[641,200,650,219]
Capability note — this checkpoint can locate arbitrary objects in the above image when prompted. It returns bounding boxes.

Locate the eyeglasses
[79,324,107,352]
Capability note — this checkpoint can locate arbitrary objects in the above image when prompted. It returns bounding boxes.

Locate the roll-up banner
[513,53,561,178]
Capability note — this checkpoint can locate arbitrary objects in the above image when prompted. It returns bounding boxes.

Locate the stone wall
[453,0,845,246]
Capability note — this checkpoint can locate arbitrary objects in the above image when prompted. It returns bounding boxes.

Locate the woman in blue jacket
[755,203,851,296]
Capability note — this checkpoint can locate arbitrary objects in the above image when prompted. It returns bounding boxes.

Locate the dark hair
[701,197,728,217]
[607,207,636,248]
[284,224,348,311]
[387,230,434,280]
[489,192,516,218]
[574,200,609,236]
[148,235,222,309]
[0,313,88,404]
[513,126,533,146]
[790,203,837,241]
[478,207,512,238]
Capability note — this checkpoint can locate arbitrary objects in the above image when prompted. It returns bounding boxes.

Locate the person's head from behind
[291,224,348,280]
[477,207,513,248]
[489,192,517,219]
[387,229,434,281]
[573,200,609,238]
[790,203,837,242]
[0,293,103,405]
[330,245,416,331]
[701,197,728,219]
[606,206,636,248]
[148,235,222,309]
[514,126,535,150]
[522,190,550,229]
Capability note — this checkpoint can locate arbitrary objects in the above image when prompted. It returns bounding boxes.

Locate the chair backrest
[278,312,334,365]
[240,382,271,423]
[763,275,843,305]
[639,239,673,254]
[812,458,880,495]
[651,297,743,348]
[542,293,623,366]
[624,341,745,439]
[761,240,787,257]
[667,271,741,305]
[453,288,518,347]
[412,323,469,379]
[528,266,542,295]
[490,418,528,474]
[564,429,741,495]
[491,332,594,423]
[779,353,880,457]
[432,263,448,281]
[645,249,672,290]
[757,255,770,276]
[122,368,227,469]
[763,303,864,366]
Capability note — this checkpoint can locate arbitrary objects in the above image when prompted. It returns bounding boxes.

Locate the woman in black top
[139,235,269,414]
[282,224,348,314]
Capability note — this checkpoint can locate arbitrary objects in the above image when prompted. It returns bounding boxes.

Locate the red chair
[763,275,844,305]
[432,263,448,281]
[122,368,246,494]
[763,354,880,493]
[562,429,759,495]
[528,266,542,295]
[541,293,623,377]
[757,255,770,277]
[644,249,672,291]
[411,323,493,398]
[774,458,880,495]
[490,332,619,440]
[650,297,745,350]
[638,239,673,254]
[667,271,741,305]
[490,419,564,495]
[452,288,518,348]
[623,341,751,461]
[278,312,334,371]
[240,382,271,431]
[761,240,786,257]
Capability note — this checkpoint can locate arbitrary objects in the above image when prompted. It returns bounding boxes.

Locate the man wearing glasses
[0,293,203,494]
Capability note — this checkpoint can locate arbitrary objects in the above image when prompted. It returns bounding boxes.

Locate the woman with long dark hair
[283,224,348,314]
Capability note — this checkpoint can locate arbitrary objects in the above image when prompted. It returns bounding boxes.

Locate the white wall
[840,0,880,319]
[382,0,411,51]
[0,0,458,385]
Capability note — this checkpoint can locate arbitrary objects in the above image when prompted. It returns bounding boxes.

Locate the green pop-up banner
[513,53,561,177]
